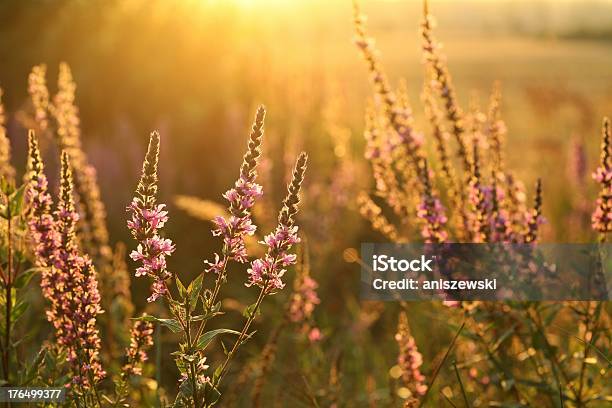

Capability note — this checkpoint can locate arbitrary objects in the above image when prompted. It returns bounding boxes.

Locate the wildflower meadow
[0,0,609,406]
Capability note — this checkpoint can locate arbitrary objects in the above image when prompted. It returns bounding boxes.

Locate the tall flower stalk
[112,319,155,405]
[416,159,448,243]
[421,0,468,169]
[204,106,265,310]
[524,178,543,244]
[0,89,15,182]
[27,138,105,399]
[592,117,611,242]
[395,312,427,402]
[127,131,175,303]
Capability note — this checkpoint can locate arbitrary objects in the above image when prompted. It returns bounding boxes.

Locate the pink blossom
[123,320,154,377]
[246,226,300,294]
[395,312,427,396]
[308,327,322,343]
[127,131,175,302]
[27,143,105,386]
[208,107,265,267]
[289,275,320,323]
[246,153,307,294]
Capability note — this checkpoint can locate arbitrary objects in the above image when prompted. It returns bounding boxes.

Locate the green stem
[575,302,600,407]
[453,361,470,408]
[3,212,12,385]
[184,301,199,408]
[155,322,162,408]
[163,281,200,408]
[195,255,230,341]
[213,286,267,389]
[86,368,103,408]
[528,305,575,398]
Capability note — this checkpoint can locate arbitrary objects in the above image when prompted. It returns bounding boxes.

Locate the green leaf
[240,330,257,346]
[491,324,517,352]
[191,301,223,323]
[203,382,221,405]
[135,315,183,333]
[11,301,29,323]
[191,311,223,322]
[178,376,193,398]
[243,303,261,319]
[187,274,204,308]
[14,268,42,289]
[196,328,240,350]
[213,365,223,382]
[20,347,46,385]
[12,333,33,348]
[176,277,187,298]
[8,185,27,217]
[157,318,182,333]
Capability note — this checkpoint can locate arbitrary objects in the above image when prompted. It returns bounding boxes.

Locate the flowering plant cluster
[0,1,609,406]
[354,0,610,405]
[126,106,307,407]
[19,132,155,406]
[0,63,308,406]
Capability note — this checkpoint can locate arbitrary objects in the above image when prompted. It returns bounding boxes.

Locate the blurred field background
[0,0,611,405]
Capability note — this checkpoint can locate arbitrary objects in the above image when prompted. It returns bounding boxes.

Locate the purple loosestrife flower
[421,0,468,170]
[55,152,105,385]
[395,312,427,397]
[289,265,322,343]
[421,1,470,170]
[26,132,60,290]
[524,179,543,244]
[416,159,448,243]
[127,131,175,302]
[287,248,321,342]
[288,274,320,324]
[208,107,265,271]
[123,320,154,377]
[246,152,307,294]
[28,148,105,386]
[592,118,611,241]
[357,192,403,243]
[467,144,489,242]
[486,81,506,173]
[354,3,423,166]
[27,65,50,131]
[489,177,511,242]
[568,136,587,186]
